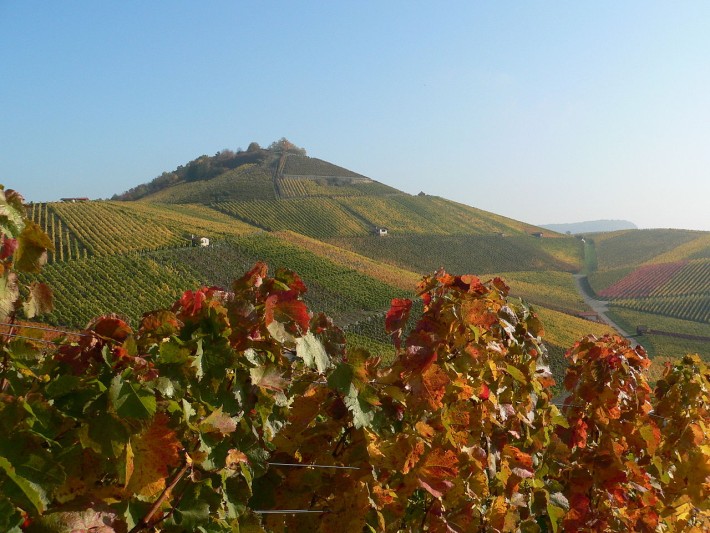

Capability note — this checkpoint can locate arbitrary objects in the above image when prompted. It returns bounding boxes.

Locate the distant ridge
[541,220,637,234]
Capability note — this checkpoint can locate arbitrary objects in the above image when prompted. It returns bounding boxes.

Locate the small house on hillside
[531,231,544,238]
[60,197,89,203]
[373,227,389,237]
[190,234,210,247]
[577,311,601,323]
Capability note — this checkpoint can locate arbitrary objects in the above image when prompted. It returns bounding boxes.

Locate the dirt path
[573,274,640,348]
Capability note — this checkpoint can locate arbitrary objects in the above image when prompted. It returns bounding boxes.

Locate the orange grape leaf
[410,365,449,410]
[416,448,459,498]
[415,421,435,440]
[226,449,249,470]
[125,413,181,498]
[460,298,498,329]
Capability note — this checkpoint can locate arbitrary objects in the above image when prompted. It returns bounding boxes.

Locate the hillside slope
[24,144,708,375]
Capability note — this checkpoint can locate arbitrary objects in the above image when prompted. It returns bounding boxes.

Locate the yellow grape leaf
[415,421,435,440]
[125,413,181,498]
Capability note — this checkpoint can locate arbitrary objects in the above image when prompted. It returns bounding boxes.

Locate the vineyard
[598,261,688,298]
[649,232,710,263]
[281,154,370,179]
[494,270,588,314]
[278,176,398,198]
[607,306,710,360]
[4,238,708,530]
[591,228,701,270]
[335,196,451,234]
[144,164,278,203]
[274,231,421,291]
[116,202,258,237]
[4,186,710,531]
[615,294,710,324]
[327,234,581,275]
[26,202,87,262]
[214,198,369,238]
[592,259,710,325]
[587,266,635,295]
[48,201,184,256]
[390,195,547,236]
[20,254,199,327]
[658,259,710,295]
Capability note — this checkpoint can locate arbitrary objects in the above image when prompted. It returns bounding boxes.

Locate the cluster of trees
[112,138,306,201]
[1,185,708,531]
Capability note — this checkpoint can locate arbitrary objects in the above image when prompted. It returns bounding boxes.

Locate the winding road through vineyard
[574,274,640,347]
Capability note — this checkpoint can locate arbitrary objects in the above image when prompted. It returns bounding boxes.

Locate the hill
[541,219,637,234]
[22,142,707,378]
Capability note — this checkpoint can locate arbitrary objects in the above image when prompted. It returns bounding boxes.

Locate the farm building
[373,227,389,237]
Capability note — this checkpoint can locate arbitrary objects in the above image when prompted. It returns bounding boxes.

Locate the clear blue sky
[2,1,709,231]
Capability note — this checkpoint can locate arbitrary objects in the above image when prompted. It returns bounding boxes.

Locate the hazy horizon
[2,2,709,231]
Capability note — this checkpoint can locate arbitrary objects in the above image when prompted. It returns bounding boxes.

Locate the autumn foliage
[1,187,709,532]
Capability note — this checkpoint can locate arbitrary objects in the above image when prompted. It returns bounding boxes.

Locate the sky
[1,1,709,231]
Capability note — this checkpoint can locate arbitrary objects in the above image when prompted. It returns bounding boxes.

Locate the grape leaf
[295,331,330,374]
[125,413,181,498]
[0,455,48,514]
[109,376,156,420]
[14,220,53,273]
[22,281,53,318]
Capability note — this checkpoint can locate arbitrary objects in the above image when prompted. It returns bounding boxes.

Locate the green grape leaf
[109,376,156,420]
[344,384,374,429]
[295,331,331,374]
[0,455,48,514]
